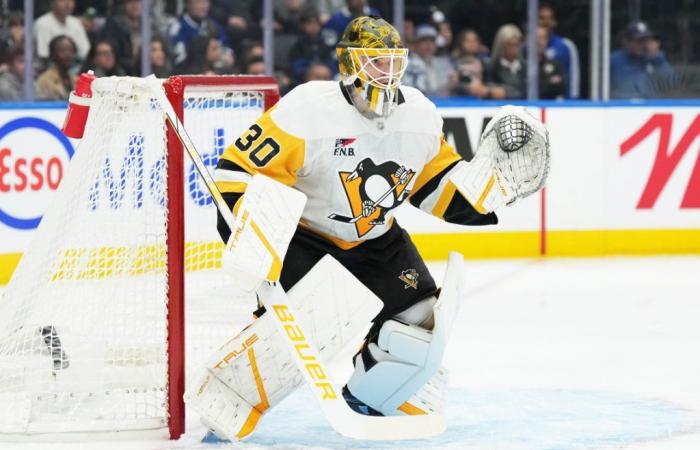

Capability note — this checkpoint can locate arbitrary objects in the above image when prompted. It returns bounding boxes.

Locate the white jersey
[214,81,493,248]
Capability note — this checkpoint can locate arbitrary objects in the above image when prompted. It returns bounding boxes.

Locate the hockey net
[0,75,278,440]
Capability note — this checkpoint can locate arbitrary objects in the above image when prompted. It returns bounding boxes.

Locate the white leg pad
[347,252,464,416]
[186,255,383,440]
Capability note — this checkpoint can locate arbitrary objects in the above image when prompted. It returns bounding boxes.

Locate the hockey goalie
[185,15,550,441]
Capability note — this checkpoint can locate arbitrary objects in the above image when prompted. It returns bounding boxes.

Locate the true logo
[333,138,356,156]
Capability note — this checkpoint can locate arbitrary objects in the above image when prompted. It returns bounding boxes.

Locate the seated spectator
[80,39,127,77]
[80,7,102,44]
[175,35,221,75]
[244,55,265,75]
[34,0,91,62]
[537,25,566,99]
[135,36,173,78]
[304,61,333,82]
[35,35,78,100]
[274,0,306,35]
[539,3,580,98]
[169,0,229,66]
[403,24,457,97]
[238,40,264,71]
[451,28,490,98]
[430,7,452,56]
[610,21,674,99]
[485,24,525,99]
[0,47,24,100]
[0,12,25,64]
[211,0,256,56]
[289,9,336,85]
[321,0,380,45]
[99,0,149,75]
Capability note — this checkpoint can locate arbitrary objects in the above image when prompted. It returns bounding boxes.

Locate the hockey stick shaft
[148,76,238,233]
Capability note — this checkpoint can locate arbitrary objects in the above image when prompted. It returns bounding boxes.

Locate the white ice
[2,255,699,450]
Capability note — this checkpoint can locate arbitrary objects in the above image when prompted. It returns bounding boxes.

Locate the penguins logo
[329,158,415,237]
[399,269,419,290]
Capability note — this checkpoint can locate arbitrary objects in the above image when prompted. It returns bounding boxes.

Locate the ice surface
[2,256,699,450]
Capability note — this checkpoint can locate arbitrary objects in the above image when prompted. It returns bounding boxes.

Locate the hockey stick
[328,175,408,223]
[148,77,446,440]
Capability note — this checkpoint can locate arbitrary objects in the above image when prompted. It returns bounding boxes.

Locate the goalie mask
[337,16,408,119]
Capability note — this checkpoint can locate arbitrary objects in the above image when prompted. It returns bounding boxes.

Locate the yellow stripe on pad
[398,401,427,415]
[249,219,282,281]
[236,347,270,439]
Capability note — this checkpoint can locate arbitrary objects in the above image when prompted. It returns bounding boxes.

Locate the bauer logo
[0,116,74,230]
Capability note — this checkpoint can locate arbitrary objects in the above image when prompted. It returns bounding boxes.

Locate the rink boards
[1,100,699,283]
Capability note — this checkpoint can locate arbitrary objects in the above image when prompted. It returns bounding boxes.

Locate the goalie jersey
[215,81,496,249]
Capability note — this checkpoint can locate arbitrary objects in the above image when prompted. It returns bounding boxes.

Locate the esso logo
[0,117,74,229]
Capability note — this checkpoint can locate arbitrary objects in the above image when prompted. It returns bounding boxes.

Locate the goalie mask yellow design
[337,16,408,119]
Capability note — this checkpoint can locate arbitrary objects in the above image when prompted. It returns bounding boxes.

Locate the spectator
[34,0,91,62]
[80,39,127,77]
[210,0,256,56]
[538,3,580,98]
[244,55,265,75]
[429,7,452,56]
[175,35,220,75]
[486,24,525,99]
[0,47,24,100]
[274,0,306,35]
[403,24,457,97]
[35,35,78,100]
[99,0,149,75]
[169,0,229,65]
[304,61,333,82]
[80,7,102,44]
[537,25,566,99]
[321,0,381,45]
[288,9,336,85]
[0,12,24,64]
[610,21,674,99]
[451,28,490,98]
[135,36,173,78]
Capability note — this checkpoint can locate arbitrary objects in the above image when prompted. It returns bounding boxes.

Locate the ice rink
[2,255,699,450]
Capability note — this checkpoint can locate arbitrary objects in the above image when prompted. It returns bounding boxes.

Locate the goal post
[162,75,279,439]
[0,75,279,440]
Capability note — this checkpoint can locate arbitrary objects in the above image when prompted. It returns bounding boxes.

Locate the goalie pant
[276,221,437,323]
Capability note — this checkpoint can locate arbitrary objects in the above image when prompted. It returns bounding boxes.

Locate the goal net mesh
[0,76,262,436]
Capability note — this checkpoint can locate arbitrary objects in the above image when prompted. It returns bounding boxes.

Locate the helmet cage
[340,46,408,118]
[347,47,408,90]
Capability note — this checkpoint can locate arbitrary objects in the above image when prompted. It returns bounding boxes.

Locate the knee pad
[346,252,465,416]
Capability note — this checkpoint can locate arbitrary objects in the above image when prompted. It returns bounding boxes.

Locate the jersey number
[234,124,280,168]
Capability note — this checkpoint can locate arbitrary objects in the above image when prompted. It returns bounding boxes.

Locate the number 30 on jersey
[234,124,281,167]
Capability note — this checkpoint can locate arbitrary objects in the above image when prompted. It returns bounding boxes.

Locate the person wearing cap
[402,24,457,96]
[610,20,674,99]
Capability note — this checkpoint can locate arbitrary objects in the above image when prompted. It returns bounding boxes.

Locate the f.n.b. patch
[334,138,356,156]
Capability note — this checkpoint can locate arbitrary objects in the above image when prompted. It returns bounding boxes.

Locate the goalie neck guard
[336,16,408,119]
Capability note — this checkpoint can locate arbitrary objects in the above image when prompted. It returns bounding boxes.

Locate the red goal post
[163,75,279,439]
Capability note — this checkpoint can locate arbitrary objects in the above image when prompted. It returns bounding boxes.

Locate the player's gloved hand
[449,105,550,213]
